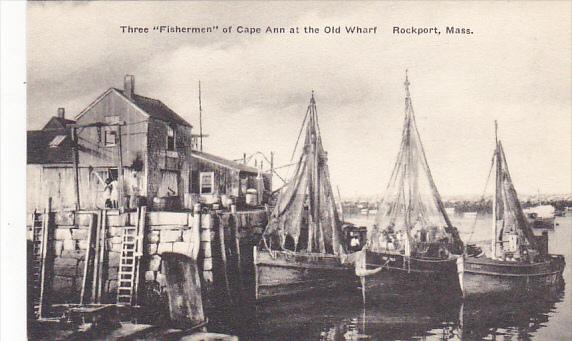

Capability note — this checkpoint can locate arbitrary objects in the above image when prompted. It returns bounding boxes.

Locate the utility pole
[72,127,81,210]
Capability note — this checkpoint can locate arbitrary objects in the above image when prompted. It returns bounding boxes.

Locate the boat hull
[253,246,358,301]
[457,255,565,300]
[530,217,555,229]
[359,250,461,297]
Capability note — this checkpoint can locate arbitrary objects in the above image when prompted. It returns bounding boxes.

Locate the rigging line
[272,161,298,170]
[272,169,287,185]
[245,151,274,168]
[380,105,410,205]
[467,151,495,244]
[290,104,312,162]
[409,98,453,229]
[381,98,411,226]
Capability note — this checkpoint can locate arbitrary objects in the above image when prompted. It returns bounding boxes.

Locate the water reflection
[237,288,563,341]
[458,291,564,341]
[217,216,570,340]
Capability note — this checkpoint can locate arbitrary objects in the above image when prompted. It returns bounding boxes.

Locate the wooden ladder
[31,200,52,318]
[31,211,46,318]
[116,207,145,305]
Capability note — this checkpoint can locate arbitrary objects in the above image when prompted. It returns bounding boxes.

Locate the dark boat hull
[359,250,461,296]
[457,255,565,300]
[529,217,555,229]
[253,246,358,301]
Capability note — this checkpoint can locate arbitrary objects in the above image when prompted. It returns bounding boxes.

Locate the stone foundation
[27,208,268,309]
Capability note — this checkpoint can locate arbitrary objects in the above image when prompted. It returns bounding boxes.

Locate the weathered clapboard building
[27,75,193,211]
[27,108,76,211]
[191,150,272,205]
[72,75,194,210]
[27,75,272,213]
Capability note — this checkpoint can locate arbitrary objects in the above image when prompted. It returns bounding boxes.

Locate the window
[200,172,214,194]
[104,115,120,124]
[108,168,118,180]
[158,171,179,197]
[49,135,66,148]
[105,129,117,146]
[167,126,176,151]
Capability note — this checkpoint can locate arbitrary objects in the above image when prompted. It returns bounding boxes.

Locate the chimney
[124,74,135,99]
[57,107,65,119]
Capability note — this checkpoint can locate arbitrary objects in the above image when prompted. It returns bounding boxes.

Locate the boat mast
[491,120,499,258]
[404,71,414,255]
[313,92,325,253]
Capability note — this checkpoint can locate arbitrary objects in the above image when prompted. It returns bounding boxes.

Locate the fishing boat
[253,93,357,301]
[523,205,556,229]
[354,72,465,297]
[456,123,565,299]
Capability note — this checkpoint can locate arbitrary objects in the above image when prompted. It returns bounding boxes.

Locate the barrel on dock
[161,252,205,328]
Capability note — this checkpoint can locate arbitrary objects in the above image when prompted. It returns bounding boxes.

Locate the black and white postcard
[1,1,571,340]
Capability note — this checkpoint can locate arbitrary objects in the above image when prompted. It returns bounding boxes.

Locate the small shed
[190,150,272,206]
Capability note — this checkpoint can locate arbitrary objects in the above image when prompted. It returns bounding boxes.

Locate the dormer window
[49,135,66,148]
[167,125,176,151]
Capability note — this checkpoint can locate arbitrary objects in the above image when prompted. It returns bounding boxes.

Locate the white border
[1,1,27,340]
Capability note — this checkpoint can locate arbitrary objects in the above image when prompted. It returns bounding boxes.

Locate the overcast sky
[27,1,571,198]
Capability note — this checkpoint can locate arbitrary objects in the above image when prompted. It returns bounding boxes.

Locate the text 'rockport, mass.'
[392,26,473,35]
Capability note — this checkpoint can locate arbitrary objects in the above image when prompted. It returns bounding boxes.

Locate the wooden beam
[162,252,205,328]
[117,125,124,210]
[91,211,102,303]
[218,220,232,302]
[96,210,107,303]
[80,212,97,305]
[72,127,81,210]
[38,198,52,318]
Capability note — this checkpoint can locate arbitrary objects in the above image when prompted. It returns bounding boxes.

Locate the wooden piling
[95,210,107,303]
[162,252,205,328]
[190,208,200,260]
[133,206,146,305]
[38,198,52,318]
[198,206,214,301]
[231,217,243,295]
[80,212,97,305]
[217,217,232,301]
[91,211,102,303]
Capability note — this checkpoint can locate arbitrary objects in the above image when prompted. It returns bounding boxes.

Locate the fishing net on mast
[262,96,345,255]
[368,79,463,255]
[494,142,537,250]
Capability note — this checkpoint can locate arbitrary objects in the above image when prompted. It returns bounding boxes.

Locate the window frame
[104,129,117,146]
[199,172,215,195]
[166,125,176,151]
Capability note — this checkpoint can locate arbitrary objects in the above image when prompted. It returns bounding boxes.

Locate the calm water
[219,215,572,341]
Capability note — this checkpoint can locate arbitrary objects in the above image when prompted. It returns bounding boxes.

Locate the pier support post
[198,205,214,304]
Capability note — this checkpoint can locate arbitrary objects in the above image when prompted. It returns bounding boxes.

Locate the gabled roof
[193,150,260,174]
[116,90,192,128]
[27,130,73,164]
[76,87,192,128]
[42,116,76,131]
